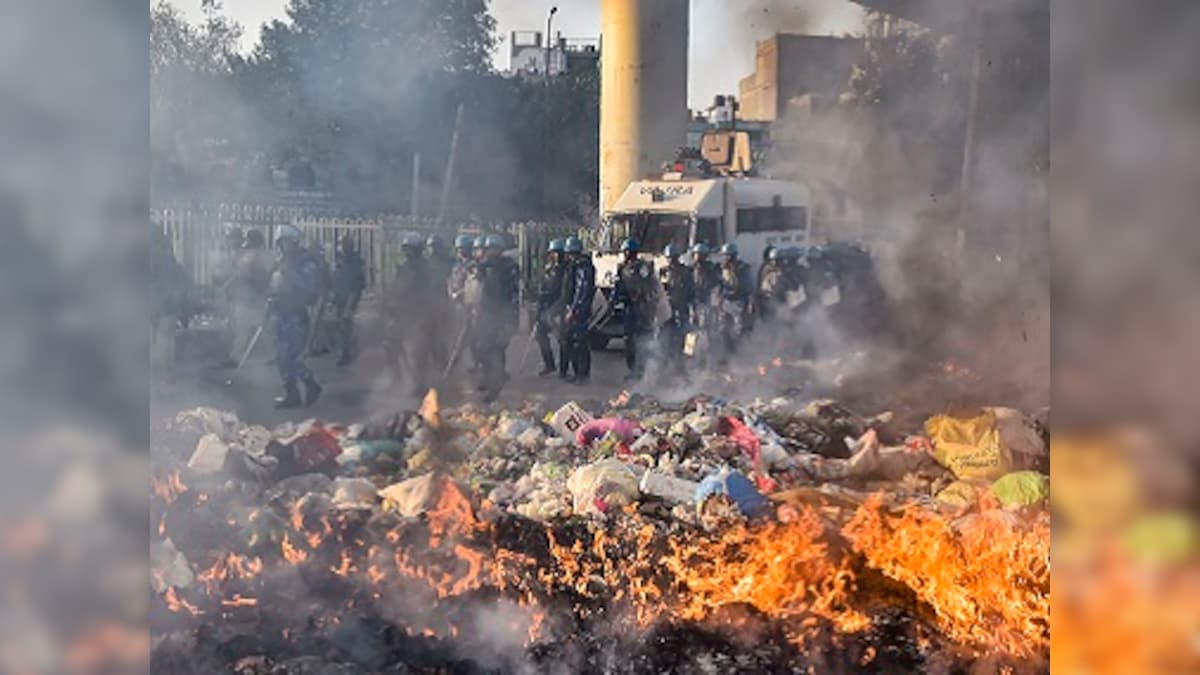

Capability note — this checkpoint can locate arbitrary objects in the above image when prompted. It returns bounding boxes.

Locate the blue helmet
[401,232,423,248]
[664,243,682,258]
[767,247,783,261]
[620,238,640,253]
[720,242,738,257]
[547,238,565,253]
[425,234,444,250]
[564,236,583,253]
[472,235,487,249]
[691,242,710,256]
[485,234,506,250]
[454,234,473,250]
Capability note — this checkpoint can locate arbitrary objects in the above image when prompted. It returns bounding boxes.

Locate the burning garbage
[151,392,1049,673]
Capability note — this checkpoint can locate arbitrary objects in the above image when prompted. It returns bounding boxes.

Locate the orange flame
[162,586,202,616]
[842,495,1049,658]
[221,594,258,609]
[151,470,188,504]
[281,532,308,564]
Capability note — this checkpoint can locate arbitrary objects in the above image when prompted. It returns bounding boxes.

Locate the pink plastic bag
[720,416,775,491]
[576,417,643,447]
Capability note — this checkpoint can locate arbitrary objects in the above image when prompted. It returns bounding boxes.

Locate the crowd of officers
[533,236,870,385]
[155,220,878,408]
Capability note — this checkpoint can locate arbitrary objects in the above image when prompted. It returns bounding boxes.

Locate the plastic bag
[990,471,1049,508]
[566,459,639,517]
[924,409,1013,481]
[379,473,473,518]
[577,417,642,447]
[695,470,770,519]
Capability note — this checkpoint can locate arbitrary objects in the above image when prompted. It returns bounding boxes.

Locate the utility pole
[411,152,420,218]
[957,1,983,271]
[545,6,558,77]
[438,103,465,224]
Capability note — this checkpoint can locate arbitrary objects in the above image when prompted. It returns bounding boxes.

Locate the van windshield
[609,212,691,253]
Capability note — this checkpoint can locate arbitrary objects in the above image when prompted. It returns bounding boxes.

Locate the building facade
[737,34,864,122]
[509,31,599,78]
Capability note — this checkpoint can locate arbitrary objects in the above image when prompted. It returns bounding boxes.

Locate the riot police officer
[534,239,566,377]
[223,228,272,368]
[689,242,721,363]
[330,234,366,366]
[447,234,474,306]
[425,234,454,369]
[385,232,436,394]
[446,234,477,375]
[717,242,753,359]
[559,236,595,384]
[267,225,322,408]
[613,237,656,381]
[471,234,520,400]
[757,246,788,323]
[658,243,694,376]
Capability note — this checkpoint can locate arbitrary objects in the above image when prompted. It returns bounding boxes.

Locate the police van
[590,169,814,347]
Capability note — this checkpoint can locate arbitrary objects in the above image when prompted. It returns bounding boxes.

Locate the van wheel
[589,334,611,351]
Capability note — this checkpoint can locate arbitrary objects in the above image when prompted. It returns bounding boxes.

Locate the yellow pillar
[600,0,689,214]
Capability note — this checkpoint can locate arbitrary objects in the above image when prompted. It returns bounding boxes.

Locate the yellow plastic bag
[924,409,1013,482]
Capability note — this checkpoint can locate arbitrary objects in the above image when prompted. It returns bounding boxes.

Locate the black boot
[274,384,302,409]
[558,342,572,380]
[538,345,557,377]
[573,347,591,385]
[302,376,322,407]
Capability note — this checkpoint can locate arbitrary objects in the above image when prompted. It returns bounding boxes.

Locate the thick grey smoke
[756,4,1049,412]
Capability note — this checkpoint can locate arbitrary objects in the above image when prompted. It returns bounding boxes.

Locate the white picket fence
[151,203,579,303]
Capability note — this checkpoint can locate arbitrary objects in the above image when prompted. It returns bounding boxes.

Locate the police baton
[516,323,538,374]
[441,316,472,381]
[224,304,271,386]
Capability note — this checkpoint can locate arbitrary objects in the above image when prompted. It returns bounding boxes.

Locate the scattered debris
[151,394,1050,672]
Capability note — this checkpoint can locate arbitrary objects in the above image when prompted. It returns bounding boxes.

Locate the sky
[169,0,866,109]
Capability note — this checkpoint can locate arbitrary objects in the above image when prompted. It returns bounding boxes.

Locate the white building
[508,30,599,78]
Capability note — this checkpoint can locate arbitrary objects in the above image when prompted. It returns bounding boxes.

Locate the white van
[590,173,813,344]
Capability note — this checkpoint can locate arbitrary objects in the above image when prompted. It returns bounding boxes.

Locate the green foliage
[151,0,600,221]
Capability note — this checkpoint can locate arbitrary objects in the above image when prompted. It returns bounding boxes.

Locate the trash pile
[151,391,1050,673]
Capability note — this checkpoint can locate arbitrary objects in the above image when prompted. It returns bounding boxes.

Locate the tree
[233,0,499,213]
[151,1,249,201]
[151,0,602,221]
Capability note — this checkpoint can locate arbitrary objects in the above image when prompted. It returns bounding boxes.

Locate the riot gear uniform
[559,237,595,383]
[658,244,694,375]
[469,237,519,400]
[331,235,366,366]
[613,238,656,379]
[534,239,566,376]
[717,243,753,359]
[268,225,322,408]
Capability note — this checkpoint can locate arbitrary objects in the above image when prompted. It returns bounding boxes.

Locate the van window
[695,218,721,247]
[611,213,691,253]
[736,206,808,234]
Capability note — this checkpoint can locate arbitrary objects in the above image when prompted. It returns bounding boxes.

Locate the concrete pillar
[599,0,689,214]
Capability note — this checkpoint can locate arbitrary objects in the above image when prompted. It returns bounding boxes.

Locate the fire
[281,532,308,564]
[162,586,202,616]
[366,564,385,585]
[220,594,258,609]
[197,553,264,594]
[661,507,867,637]
[842,495,1049,658]
[152,470,188,504]
[331,550,355,577]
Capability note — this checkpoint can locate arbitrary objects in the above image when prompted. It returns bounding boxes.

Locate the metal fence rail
[152,203,581,304]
